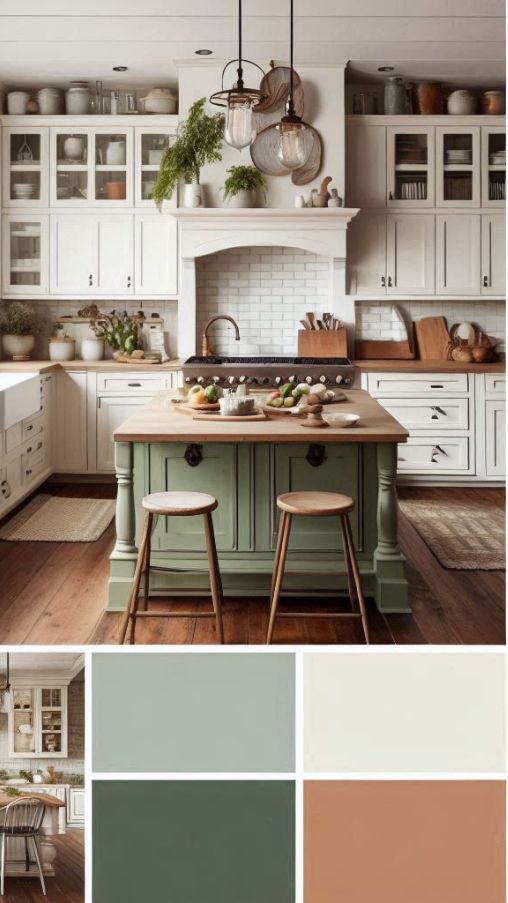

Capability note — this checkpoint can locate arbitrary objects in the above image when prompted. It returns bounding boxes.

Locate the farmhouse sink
[0,373,40,430]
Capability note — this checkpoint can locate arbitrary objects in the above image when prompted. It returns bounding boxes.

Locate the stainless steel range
[181,356,355,389]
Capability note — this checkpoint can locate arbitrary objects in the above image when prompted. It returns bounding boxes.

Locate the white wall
[177,61,345,208]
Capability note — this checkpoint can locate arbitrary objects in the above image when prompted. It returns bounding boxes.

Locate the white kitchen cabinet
[481,214,505,295]
[347,213,386,295]
[54,371,88,473]
[436,126,480,207]
[50,126,133,207]
[96,395,152,472]
[387,126,435,207]
[9,686,68,759]
[135,214,177,295]
[135,127,177,208]
[436,214,481,295]
[485,399,505,477]
[50,214,133,295]
[2,127,49,207]
[481,126,506,207]
[346,124,386,208]
[67,788,85,827]
[386,214,434,294]
[2,214,49,296]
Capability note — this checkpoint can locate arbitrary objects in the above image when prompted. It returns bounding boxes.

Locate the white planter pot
[2,334,35,359]
[182,182,203,208]
[49,338,75,362]
[225,189,255,208]
[81,338,105,361]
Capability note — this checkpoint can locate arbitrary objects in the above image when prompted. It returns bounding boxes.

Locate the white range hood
[172,207,359,358]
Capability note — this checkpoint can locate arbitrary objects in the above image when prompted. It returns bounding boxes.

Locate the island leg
[108,441,138,611]
[373,442,410,613]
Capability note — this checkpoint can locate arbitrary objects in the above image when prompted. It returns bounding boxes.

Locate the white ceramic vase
[81,337,105,361]
[64,136,85,160]
[2,334,35,359]
[183,181,203,208]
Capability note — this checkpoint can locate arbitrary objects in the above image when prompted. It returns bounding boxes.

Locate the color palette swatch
[91,651,506,901]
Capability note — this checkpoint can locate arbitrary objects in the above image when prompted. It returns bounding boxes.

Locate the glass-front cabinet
[1,215,49,295]
[482,126,506,206]
[436,126,480,207]
[135,127,176,207]
[387,126,435,207]
[9,685,68,758]
[2,127,49,206]
[50,126,133,206]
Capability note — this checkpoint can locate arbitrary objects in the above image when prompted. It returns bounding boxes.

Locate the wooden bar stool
[266,491,370,645]
[121,491,224,645]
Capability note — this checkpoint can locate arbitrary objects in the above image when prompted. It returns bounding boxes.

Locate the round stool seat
[277,491,354,517]
[142,491,218,516]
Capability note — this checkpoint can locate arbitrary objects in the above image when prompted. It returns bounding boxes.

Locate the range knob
[184,377,193,384]
[288,375,296,383]
[274,376,282,385]
[212,376,221,384]
[197,376,205,385]
[319,375,327,384]
[260,376,271,385]
[238,375,247,384]
[305,376,313,384]
[335,375,343,385]
[246,376,258,385]
[228,375,237,385]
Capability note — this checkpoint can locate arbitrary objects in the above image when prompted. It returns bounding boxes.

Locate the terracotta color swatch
[305,781,505,903]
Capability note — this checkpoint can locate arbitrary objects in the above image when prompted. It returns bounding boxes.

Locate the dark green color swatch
[93,780,295,903]
[92,652,295,772]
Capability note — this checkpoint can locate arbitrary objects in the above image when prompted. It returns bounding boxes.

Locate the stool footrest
[130,611,216,619]
[276,611,362,620]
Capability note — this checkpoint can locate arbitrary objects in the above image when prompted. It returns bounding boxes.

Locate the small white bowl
[323,412,360,428]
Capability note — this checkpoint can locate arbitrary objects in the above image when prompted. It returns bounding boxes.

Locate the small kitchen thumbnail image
[0,651,84,900]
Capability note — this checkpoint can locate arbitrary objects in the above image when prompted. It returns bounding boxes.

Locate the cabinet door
[481,215,505,295]
[96,215,134,294]
[135,127,177,208]
[485,399,505,477]
[3,128,49,207]
[96,396,151,472]
[436,126,480,207]
[436,214,481,295]
[481,126,505,207]
[92,127,134,207]
[50,215,97,294]
[50,128,93,207]
[68,789,85,824]
[273,444,360,551]
[387,126,435,207]
[54,372,88,472]
[386,214,434,294]
[135,215,177,296]
[2,215,49,295]
[346,125,386,207]
[347,213,386,295]
[149,443,238,551]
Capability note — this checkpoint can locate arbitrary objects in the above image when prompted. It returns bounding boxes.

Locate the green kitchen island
[109,390,410,614]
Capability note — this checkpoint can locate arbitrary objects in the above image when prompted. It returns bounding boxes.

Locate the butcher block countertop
[353,359,505,373]
[0,790,65,809]
[0,359,183,373]
[114,389,409,444]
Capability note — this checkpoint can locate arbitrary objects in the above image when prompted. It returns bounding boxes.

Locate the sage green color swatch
[92,652,295,772]
[93,781,295,903]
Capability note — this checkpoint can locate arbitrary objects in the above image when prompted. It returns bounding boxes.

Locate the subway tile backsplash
[356,299,505,345]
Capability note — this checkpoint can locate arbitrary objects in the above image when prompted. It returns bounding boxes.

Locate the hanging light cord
[1,653,9,692]
[288,0,294,115]
[237,0,244,89]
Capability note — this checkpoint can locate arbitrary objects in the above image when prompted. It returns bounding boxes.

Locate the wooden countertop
[0,790,65,809]
[353,359,505,373]
[0,360,183,373]
[114,390,409,444]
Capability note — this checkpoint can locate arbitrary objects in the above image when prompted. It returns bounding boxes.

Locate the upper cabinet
[9,685,68,758]
[387,126,435,207]
[135,127,176,208]
[482,126,506,207]
[2,127,49,207]
[436,126,480,207]
[50,126,134,207]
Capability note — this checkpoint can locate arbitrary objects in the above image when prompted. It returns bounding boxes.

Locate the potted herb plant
[222,165,267,208]
[0,301,40,360]
[90,311,139,358]
[152,97,225,208]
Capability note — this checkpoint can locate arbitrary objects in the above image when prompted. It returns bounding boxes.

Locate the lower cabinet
[485,400,505,477]
[67,787,85,827]
[54,371,88,473]
[96,396,152,472]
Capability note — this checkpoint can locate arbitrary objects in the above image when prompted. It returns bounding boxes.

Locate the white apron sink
[0,373,40,430]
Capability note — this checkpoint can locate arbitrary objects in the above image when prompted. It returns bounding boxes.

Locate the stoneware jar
[37,87,62,115]
[65,82,90,115]
[447,90,477,115]
[80,337,105,361]
[183,181,202,208]
[481,90,505,115]
[49,337,76,362]
[384,76,409,115]
[412,82,443,115]
[139,88,177,114]
[7,92,29,115]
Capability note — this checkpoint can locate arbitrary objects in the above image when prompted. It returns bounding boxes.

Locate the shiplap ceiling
[0,653,84,677]
[0,0,504,89]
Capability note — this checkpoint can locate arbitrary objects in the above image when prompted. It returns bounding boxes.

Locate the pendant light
[0,653,13,715]
[277,0,313,170]
[210,0,265,149]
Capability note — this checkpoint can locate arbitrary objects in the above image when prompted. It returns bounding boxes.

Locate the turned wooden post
[375,442,400,559]
[113,441,138,557]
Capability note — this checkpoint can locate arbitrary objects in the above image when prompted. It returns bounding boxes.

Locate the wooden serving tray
[172,401,220,414]
[192,411,268,422]
[115,354,161,365]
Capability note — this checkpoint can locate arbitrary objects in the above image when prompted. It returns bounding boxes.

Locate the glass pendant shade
[224,94,255,149]
[277,119,313,170]
[0,688,13,714]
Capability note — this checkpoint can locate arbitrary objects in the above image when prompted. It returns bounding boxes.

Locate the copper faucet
[202,315,241,357]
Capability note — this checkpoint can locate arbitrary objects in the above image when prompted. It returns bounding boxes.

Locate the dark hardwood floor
[0,482,504,645]
[0,829,84,903]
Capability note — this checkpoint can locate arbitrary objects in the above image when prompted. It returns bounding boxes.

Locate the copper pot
[105,181,126,200]
[481,90,505,115]
[412,82,443,115]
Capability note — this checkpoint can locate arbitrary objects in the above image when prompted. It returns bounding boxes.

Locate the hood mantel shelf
[173,207,360,358]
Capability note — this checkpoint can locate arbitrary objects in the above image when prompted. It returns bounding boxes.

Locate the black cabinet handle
[184,444,203,467]
[430,384,444,389]
[128,382,141,387]
[306,444,327,467]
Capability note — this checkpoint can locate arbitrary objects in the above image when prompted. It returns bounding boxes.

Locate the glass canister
[384,76,409,115]
[65,81,90,115]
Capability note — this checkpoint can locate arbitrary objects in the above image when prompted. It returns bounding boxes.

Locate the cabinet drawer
[485,374,505,396]
[22,410,44,442]
[367,372,469,395]
[22,438,47,483]
[397,437,470,472]
[382,397,469,431]
[96,372,168,394]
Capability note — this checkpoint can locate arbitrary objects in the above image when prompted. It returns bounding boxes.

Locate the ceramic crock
[183,181,203,208]
[384,76,409,114]
[37,87,62,115]
[412,82,443,114]
[447,90,477,115]
[65,83,90,115]
[481,90,505,115]
[7,92,29,115]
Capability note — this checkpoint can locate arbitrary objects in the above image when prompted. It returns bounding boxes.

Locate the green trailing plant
[2,787,20,798]
[152,97,225,207]
[90,311,139,355]
[0,302,40,336]
[222,165,267,201]
[19,770,33,783]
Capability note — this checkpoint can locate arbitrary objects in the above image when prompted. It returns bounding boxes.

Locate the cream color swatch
[304,652,506,773]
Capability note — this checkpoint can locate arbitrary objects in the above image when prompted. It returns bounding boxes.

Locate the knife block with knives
[298,311,348,357]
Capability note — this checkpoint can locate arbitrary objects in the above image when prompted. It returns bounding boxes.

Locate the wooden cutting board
[414,316,451,360]
[192,411,268,422]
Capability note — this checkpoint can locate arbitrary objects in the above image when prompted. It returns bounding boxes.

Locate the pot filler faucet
[202,315,241,357]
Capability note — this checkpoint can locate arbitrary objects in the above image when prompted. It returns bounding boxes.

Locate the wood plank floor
[0,829,84,903]
[0,482,504,645]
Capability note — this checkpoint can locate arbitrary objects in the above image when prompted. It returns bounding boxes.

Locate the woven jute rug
[0,494,115,542]
[399,499,505,570]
